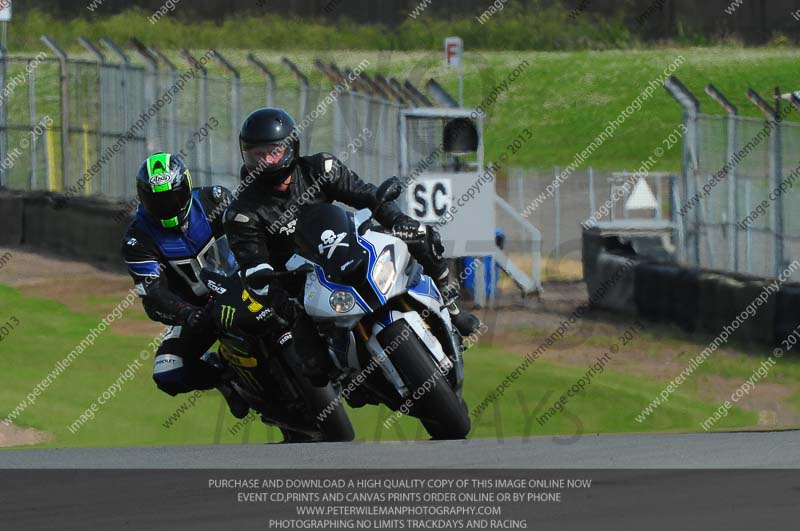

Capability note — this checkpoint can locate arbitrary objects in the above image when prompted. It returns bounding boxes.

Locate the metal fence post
[41,36,70,192]
[588,166,595,218]
[669,173,683,257]
[399,109,408,181]
[130,39,159,154]
[333,85,344,158]
[79,37,106,195]
[282,57,310,150]
[212,50,241,181]
[773,91,785,276]
[27,57,37,190]
[316,61,349,159]
[151,46,178,153]
[181,49,210,186]
[101,38,132,187]
[247,53,276,107]
[728,104,740,272]
[747,88,784,277]
[705,84,740,272]
[376,96,389,180]
[664,76,701,265]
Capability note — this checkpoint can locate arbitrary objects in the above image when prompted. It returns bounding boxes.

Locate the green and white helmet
[135,152,193,229]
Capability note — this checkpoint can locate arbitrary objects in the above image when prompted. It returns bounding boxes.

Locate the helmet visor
[242,142,293,173]
[141,184,192,228]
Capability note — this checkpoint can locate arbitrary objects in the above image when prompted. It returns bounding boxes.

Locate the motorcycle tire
[294,376,355,443]
[382,321,471,440]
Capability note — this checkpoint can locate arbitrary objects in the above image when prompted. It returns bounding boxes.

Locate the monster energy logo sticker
[220,305,236,329]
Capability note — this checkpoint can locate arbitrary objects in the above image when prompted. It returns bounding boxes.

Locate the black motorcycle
[200,248,354,443]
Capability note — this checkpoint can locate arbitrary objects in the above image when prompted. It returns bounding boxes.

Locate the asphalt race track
[2,432,799,530]
[1,430,798,468]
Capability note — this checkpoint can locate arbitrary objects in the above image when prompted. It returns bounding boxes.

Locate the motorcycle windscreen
[202,235,238,277]
[294,203,368,282]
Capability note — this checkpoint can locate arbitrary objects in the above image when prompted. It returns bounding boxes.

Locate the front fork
[363,302,460,399]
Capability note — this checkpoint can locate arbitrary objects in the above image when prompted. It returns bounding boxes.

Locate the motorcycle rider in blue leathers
[121,152,248,419]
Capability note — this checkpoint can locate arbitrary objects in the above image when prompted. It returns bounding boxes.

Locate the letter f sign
[444,37,463,69]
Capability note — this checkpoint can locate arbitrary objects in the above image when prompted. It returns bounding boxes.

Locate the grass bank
[0,284,760,448]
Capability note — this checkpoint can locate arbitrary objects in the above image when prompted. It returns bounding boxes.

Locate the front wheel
[380,321,470,440]
[296,378,355,442]
[276,336,355,443]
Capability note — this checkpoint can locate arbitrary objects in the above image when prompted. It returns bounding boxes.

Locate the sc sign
[408,179,453,223]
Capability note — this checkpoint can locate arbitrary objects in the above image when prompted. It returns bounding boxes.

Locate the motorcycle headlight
[329,290,356,313]
[372,247,396,294]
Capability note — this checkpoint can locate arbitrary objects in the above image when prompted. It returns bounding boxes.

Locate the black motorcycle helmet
[239,107,299,185]
[135,153,193,230]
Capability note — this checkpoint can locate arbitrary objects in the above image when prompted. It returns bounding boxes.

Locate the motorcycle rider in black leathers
[121,153,248,419]
[223,108,481,381]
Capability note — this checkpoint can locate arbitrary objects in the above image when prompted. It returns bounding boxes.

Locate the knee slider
[152,354,192,396]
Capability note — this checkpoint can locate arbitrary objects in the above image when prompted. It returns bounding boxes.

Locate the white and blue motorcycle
[285,178,470,440]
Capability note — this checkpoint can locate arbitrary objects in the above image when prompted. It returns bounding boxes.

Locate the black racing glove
[392,215,425,241]
[427,225,445,261]
[178,303,213,331]
[262,285,300,327]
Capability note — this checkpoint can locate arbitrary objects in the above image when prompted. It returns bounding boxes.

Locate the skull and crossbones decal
[318,229,349,258]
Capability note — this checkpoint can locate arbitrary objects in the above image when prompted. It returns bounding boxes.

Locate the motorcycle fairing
[287,205,465,397]
[408,274,442,304]
[354,233,387,307]
[313,264,372,313]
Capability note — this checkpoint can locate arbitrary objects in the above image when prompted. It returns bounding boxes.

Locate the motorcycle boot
[203,350,250,419]
[437,279,482,337]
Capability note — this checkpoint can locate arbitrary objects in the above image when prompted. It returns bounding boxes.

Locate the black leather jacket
[223,153,405,293]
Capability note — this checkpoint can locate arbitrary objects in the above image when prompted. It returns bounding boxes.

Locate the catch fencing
[502,167,674,262]
[666,76,800,281]
[0,43,401,201]
[0,37,539,297]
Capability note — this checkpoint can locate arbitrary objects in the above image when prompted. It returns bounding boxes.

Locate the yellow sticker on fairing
[242,290,264,313]
[219,344,258,368]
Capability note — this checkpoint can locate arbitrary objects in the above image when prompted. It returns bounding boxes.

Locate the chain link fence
[502,168,674,263]
[1,56,67,193]
[0,51,401,200]
[331,90,403,186]
[0,45,543,296]
[672,85,800,281]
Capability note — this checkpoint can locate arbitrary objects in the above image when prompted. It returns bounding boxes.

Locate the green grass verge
[0,284,760,449]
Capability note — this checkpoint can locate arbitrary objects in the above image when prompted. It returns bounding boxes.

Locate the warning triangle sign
[625,178,659,211]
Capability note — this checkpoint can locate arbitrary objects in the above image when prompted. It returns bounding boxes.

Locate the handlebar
[250,264,315,283]
[369,225,427,245]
